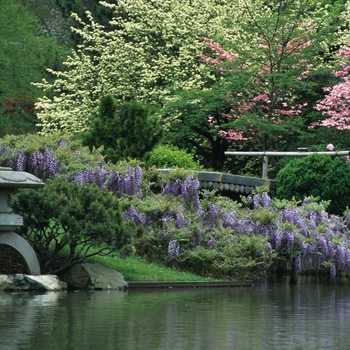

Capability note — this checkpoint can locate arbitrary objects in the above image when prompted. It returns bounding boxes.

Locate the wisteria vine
[0,145,59,178]
[124,175,350,279]
[2,140,350,278]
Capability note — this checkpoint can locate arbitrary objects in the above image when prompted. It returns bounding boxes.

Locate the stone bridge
[158,170,277,195]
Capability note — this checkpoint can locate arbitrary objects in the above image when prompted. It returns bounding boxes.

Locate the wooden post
[262,156,268,178]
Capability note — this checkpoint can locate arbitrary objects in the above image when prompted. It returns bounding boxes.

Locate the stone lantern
[0,166,44,275]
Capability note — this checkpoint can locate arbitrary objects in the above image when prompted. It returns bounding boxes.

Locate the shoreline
[127,280,253,289]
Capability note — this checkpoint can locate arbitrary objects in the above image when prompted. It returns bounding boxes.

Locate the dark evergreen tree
[83,95,163,163]
[11,179,130,274]
[82,94,118,162]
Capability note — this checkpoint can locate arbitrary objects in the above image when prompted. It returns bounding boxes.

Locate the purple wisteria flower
[261,192,271,207]
[0,147,60,179]
[282,207,300,225]
[221,211,238,228]
[168,239,180,259]
[164,178,182,196]
[163,176,201,210]
[202,203,221,229]
[43,148,59,177]
[28,151,45,175]
[123,206,148,226]
[253,192,272,209]
[16,152,27,172]
[70,165,143,198]
[175,212,187,229]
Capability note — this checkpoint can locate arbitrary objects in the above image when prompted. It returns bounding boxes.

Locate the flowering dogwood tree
[165,0,343,170]
[202,1,341,149]
[311,44,350,130]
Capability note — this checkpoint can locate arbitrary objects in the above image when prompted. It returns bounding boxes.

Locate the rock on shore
[0,274,67,291]
[62,263,128,290]
[0,263,128,292]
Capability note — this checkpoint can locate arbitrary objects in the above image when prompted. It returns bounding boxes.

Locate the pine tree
[82,95,163,163]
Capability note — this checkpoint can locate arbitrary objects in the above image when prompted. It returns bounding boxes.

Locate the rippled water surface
[1,277,350,350]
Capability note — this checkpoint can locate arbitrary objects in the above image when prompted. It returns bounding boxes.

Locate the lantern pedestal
[0,167,44,275]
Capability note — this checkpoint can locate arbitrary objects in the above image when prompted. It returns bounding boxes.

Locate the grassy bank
[85,254,219,282]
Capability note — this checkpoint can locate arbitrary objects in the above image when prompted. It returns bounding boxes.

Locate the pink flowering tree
[166,0,336,172]
[199,16,320,155]
[311,45,350,130]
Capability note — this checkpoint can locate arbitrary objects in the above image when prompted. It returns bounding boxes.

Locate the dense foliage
[124,176,350,280]
[276,154,350,215]
[30,0,348,172]
[82,95,163,163]
[34,0,239,134]
[11,180,131,275]
[3,135,350,280]
[0,0,68,135]
[165,0,341,170]
[0,0,64,100]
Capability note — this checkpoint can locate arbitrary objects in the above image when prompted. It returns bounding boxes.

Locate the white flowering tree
[34,0,243,134]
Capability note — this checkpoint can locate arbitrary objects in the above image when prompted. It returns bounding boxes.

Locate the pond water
[1,277,350,350]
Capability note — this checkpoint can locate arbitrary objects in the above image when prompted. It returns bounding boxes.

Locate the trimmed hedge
[276,154,350,215]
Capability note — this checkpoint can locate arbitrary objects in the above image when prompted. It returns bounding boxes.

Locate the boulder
[0,274,67,291]
[62,263,128,290]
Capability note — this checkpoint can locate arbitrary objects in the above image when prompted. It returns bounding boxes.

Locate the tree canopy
[34,0,244,134]
[30,0,350,171]
[0,0,63,99]
[0,0,68,136]
[164,0,346,169]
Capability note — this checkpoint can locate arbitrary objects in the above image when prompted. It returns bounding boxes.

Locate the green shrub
[146,144,203,170]
[10,179,131,275]
[177,235,275,280]
[276,154,350,215]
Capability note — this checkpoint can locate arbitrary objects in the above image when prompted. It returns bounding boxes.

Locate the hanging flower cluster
[123,176,350,279]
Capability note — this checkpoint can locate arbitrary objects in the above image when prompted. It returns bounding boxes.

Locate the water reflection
[0,278,350,350]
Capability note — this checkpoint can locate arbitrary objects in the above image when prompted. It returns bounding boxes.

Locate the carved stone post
[0,167,44,275]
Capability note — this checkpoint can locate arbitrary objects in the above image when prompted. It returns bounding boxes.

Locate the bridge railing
[225,150,350,178]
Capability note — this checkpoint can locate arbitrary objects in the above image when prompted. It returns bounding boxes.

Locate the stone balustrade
[157,169,277,195]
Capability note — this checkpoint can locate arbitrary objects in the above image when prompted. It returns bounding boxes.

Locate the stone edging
[128,280,253,289]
